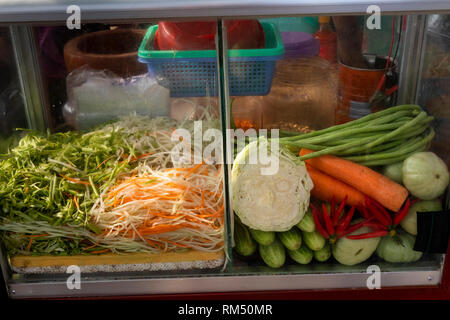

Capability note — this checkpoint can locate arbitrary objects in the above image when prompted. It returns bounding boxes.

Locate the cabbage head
[232,138,313,232]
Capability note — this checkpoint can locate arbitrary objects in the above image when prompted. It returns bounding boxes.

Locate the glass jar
[262,56,338,132]
[230,96,264,130]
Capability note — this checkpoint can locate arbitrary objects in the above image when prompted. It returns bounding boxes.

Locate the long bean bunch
[279,105,435,166]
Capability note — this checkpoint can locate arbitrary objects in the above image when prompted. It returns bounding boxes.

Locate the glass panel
[1,13,448,296]
[0,27,27,153]
[418,14,450,168]
[225,15,446,283]
[1,20,230,288]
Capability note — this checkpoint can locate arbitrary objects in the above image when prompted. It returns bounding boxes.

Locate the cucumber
[288,245,313,264]
[296,209,315,233]
[249,228,276,246]
[314,243,331,262]
[259,238,286,268]
[303,230,326,251]
[278,227,302,251]
[234,218,257,256]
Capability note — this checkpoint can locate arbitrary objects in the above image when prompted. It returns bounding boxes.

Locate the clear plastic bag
[64,66,170,131]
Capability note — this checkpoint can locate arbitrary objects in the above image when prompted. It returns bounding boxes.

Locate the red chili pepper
[311,204,329,239]
[322,203,335,236]
[359,206,370,219]
[368,197,392,225]
[333,195,347,224]
[334,201,349,227]
[336,206,356,236]
[346,230,388,240]
[338,219,371,237]
[365,197,391,226]
[330,196,336,223]
[393,199,411,225]
[312,198,374,242]
[362,221,387,232]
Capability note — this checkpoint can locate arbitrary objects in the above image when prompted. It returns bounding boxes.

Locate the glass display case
[0,1,449,299]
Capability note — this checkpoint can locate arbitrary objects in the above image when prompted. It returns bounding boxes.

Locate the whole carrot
[305,164,366,207]
[300,148,408,212]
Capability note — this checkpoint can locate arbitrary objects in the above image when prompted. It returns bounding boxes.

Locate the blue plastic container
[138,23,285,97]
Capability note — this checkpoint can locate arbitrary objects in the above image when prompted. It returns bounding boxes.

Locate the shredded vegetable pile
[91,164,224,253]
[0,114,224,256]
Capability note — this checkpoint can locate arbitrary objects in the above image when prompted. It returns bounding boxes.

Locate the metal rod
[397,15,428,105]
[216,19,234,268]
[9,25,47,131]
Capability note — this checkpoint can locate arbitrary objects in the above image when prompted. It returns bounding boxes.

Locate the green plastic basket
[138,22,285,97]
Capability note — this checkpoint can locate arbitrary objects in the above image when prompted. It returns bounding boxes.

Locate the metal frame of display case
[397,15,428,105]
[5,268,444,299]
[0,0,450,23]
[0,1,449,299]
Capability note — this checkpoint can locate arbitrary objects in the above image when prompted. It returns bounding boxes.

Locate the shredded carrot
[96,155,116,169]
[137,224,189,236]
[82,241,100,251]
[25,233,50,251]
[134,152,154,160]
[90,164,224,253]
[119,152,154,164]
[60,174,91,186]
[183,163,204,178]
[20,233,50,239]
[89,248,111,255]
[201,191,205,208]
[159,238,191,248]
[143,237,164,249]
[73,196,80,211]
[147,210,183,220]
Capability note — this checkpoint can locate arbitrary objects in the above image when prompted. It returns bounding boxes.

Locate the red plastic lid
[156,20,265,51]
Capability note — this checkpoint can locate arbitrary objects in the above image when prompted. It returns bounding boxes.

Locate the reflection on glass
[0,27,27,153]
[419,14,450,168]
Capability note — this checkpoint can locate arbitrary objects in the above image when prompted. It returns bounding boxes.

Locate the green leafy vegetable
[0,115,205,256]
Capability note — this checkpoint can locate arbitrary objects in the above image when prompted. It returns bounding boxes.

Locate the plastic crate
[138,22,284,97]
